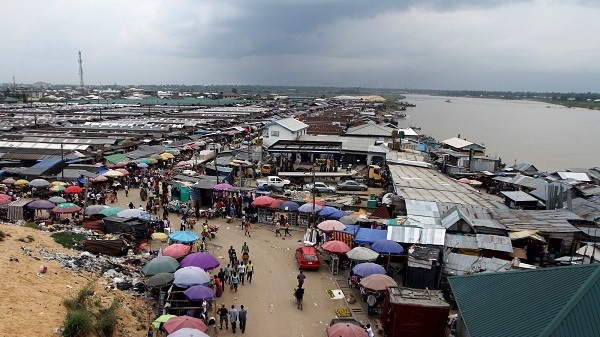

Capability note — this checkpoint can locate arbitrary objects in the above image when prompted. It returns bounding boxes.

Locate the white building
[260,117,309,148]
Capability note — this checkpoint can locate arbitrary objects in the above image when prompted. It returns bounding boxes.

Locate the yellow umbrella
[148,158,158,164]
[151,232,168,240]
[102,170,124,177]
[50,181,67,187]
[161,152,175,160]
[14,179,29,187]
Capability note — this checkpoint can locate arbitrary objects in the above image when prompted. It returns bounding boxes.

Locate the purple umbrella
[180,252,220,271]
[371,239,404,255]
[352,262,387,278]
[27,200,57,210]
[137,163,149,168]
[183,285,216,301]
[214,183,235,191]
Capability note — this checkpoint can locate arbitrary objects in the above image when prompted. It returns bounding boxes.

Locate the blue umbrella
[352,262,386,278]
[371,239,404,255]
[279,201,300,212]
[318,206,340,217]
[327,209,349,220]
[183,285,216,301]
[169,230,201,243]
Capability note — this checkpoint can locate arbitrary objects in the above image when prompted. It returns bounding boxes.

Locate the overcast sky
[3,0,599,92]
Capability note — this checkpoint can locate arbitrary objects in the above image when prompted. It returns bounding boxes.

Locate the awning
[104,153,131,164]
[509,230,546,243]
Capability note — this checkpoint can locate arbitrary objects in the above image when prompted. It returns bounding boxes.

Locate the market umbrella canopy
[173,267,210,287]
[152,314,177,330]
[322,240,352,254]
[2,178,16,184]
[183,285,216,301]
[346,247,379,261]
[65,186,83,194]
[352,262,387,278]
[94,163,104,167]
[169,231,201,244]
[176,161,191,167]
[458,178,470,184]
[327,323,368,337]
[102,169,124,177]
[100,207,123,217]
[27,200,57,210]
[50,181,67,187]
[359,274,398,291]
[371,240,404,255]
[298,202,324,213]
[180,252,220,270]
[151,232,169,241]
[84,205,108,216]
[162,243,192,259]
[167,328,210,337]
[268,199,284,210]
[48,196,67,204]
[147,272,175,288]
[53,203,82,214]
[318,206,341,218]
[279,201,300,212]
[117,208,148,218]
[163,316,208,334]
[115,168,130,175]
[213,183,235,191]
[327,209,350,220]
[0,194,12,202]
[150,154,163,161]
[161,152,175,159]
[91,175,108,182]
[137,158,152,164]
[14,179,29,187]
[137,163,149,168]
[148,158,159,164]
[115,161,129,167]
[49,185,66,192]
[251,195,275,207]
[29,179,51,188]
[142,256,180,276]
[0,198,11,206]
[317,220,346,232]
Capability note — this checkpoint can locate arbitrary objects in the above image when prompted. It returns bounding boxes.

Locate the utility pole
[78,51,85,92]
[214,148,219,184]
[60,143,65,181]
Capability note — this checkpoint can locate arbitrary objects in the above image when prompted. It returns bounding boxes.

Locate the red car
[296,246,320,270]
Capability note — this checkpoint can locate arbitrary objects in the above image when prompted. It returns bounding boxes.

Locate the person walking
[238,262,246,285]
[238,305,248,333]
[284,220,291,236]
[246,261,254,283]
[241,242,249,255]
[229,305,239,334]
[297,270,306,287]
[218,303,229,330]
[241,214,246,230]
[232,272,239,292]
[365,324,375,337]
[244,220,251,237]
[294,286,305,310]
[367,292,377,316]
[224,264,232,285]
[275,221,282,237]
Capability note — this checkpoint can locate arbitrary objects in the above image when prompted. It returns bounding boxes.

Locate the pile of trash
[39,249,151,293]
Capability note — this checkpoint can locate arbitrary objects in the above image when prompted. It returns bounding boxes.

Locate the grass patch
[18,235,35,243]
[63,283,94,311]
[95,300,120,337]
[51,232,86,249]
[23,222,41,230]
[62,309,94,337]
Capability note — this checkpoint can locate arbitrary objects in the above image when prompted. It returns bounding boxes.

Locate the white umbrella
[117,209,148,218]
[167,328,210,337]
[29,179,51,188]
[346,247,379,261]
[174,267,211,288]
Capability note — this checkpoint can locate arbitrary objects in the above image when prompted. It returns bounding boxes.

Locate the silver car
[304,182,336,193]
[336,180,368,191]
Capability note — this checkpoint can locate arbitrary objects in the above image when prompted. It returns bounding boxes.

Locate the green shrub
[63,283,93,311]
[62,309,94,337]
[23,222,41,230]
[95,300,120,337]
[17,235,35,243]
[51,232,86,249]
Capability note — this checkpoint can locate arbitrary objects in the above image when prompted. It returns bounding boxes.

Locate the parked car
[296,246,320,270]
[336,180,368,191]
[304,182,336,193]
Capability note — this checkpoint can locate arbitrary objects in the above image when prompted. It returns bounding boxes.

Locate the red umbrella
[251,196,275,207]
[163,316,208,334]
[268,199,284,210]
[65,186,83,194]
[322,240,351,254]
[317,220,346,232]
[162,244,192,259]
[327,323,368,337]
[0,194,12,201]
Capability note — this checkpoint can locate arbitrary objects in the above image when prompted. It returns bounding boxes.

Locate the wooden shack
[382,287,450,337]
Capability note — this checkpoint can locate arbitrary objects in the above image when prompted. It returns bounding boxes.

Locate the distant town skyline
[2,1,600,92]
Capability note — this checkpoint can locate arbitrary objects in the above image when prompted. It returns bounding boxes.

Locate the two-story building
[260,118,309,148]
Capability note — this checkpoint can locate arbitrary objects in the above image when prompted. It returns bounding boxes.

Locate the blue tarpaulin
[354,228,388,245]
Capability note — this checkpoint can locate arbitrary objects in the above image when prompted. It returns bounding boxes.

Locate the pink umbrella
[2,178,15,185]
[268,199,284,210]
[94,163,104,167]
[91,175,108,182]
[0,194,12,201]
[163,316,208,334]
[360,274,398,291]
[176,161,191,167]
[322,240,352,254]
[317,220,346,232]
[327,323,368,337]
[251,196,275,207]
[214,183,235,191]
[106,163,116,169]
[458,178,470,184]
[115,161,129,168]
[115,168,129,175]
[162,244,192,259]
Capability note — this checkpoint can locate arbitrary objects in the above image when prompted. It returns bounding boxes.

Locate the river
[397,94,600,172]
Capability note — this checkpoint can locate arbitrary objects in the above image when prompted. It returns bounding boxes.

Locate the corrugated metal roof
[31,158,62,169]
[387,225,445,245]
[471,218,506,231]
[346,122,394,137]
[557,172,590,182]
[476,234,513,252]
[492,209,583,233]
[442,137,475,149]
[444,252,511,276]
[270,117,308,132]
[571,198,600,223]
[445,234,478,249]
[448,264,600,337]
[501,191,539,202]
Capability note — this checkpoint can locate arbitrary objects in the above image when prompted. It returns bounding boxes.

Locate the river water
[397,94,600,172]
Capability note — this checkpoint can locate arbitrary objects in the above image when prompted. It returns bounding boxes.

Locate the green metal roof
[104,153,131,164]
[448,264,600,337]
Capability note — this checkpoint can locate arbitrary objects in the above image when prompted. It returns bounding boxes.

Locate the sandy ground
[0,186,368,337]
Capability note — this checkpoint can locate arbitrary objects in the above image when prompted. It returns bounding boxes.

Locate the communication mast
[78,51,85,91]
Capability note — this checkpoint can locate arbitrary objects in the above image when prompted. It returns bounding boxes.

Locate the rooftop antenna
[78,51,85,91]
